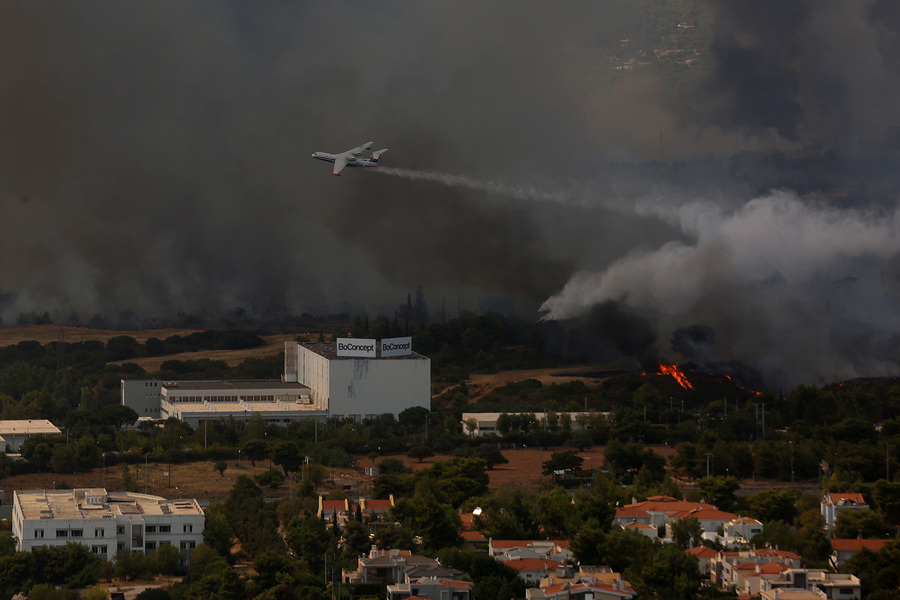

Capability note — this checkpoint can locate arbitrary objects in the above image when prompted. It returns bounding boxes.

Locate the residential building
[724,517,763,544]
[387,578,473,600]
[762,569,861,600]
[343,546,441,584]
[759,589,827,600]
[711,548,802,589]
[12,488,204,562]
[526,575,636,600]
[489,539,572,563]
[821,493,869,530]
[830,539,887,569]
[621,521,657,539]
[614,496,716,528]
[687,546,718,576]
[665,508,738,539]
[504,558,566,583]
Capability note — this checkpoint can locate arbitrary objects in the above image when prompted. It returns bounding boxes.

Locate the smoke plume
[3,2,900,386]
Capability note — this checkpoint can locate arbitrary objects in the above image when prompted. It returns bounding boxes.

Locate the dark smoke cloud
[705,0,900,146]
[4,2,900,389]
[1,1,695,323]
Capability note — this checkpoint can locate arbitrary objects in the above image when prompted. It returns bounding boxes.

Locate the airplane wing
[332,155,349,175]
[347,141,374,156]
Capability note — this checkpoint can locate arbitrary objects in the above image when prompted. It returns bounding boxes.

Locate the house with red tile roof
[687,546,718,575]
[360,496,394,517]
[712,549,802,589]
[526,575,636,600]
[621,521,658,539]
[762,569,861,600]
[830,538,888,569]
[387,577,474,600]
[504,558,566,583]
[614,496,716,528]
[725,517,764,544]
[489,539,572,563]
[664,508,739,540]
[821,493,869,530]
[733,562,791,595]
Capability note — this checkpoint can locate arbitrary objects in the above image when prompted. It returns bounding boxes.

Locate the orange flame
[658,362,693,390]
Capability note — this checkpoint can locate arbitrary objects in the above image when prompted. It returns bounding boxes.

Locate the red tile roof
[831,539,888,552]
[503,558,564,572]
[828,493,867,505]
[687,546,718,558]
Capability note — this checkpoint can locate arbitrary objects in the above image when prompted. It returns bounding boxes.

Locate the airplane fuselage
[311,152,379,169]
[312,141,387,175]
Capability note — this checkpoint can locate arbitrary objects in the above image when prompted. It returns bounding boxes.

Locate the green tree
[746,488,799,524]
[670,516,703,549]
[202,503,234,559]
[473,444,508,469]
[241,439,268,467]
[407,445,434,463]
[833,509,894,539]
[542,449,584,475]
[697,475,740,512]
[638,544,701,600]
[286,514,331,576]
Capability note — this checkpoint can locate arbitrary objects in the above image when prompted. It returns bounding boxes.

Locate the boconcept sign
[335,337,412,358]
[381,336,412,357]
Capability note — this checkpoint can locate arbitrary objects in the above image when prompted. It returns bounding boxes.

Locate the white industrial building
[284,341,431,420]
[0,420,61,453]
[122,379,323,428]
[159,380,321,428]
[12,488,204,562]
[121,337,431,426]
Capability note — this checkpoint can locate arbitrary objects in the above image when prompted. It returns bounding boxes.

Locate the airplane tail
[371,149,389,162]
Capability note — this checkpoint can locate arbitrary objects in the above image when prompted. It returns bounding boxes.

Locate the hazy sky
[3,1,900,386]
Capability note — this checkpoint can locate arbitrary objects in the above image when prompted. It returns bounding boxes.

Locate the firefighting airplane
[311,141,389,175]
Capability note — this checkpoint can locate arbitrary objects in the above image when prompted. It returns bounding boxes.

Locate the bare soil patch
[462,363,633,402]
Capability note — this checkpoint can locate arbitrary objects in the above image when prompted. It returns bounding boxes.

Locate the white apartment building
[13,489,204,562]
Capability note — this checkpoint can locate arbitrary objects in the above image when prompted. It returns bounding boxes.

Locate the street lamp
[789,441,794,484]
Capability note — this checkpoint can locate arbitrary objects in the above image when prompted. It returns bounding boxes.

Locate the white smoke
[541,190,900,385]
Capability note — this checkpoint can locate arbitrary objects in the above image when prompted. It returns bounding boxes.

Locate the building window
[183,524,192,533]
[145,542,156,550]
[56,530,68,538]
[71,529,83,538]
[117,543,125,550]
[95,528,105,537]
[34,529,44,538]
[91,545,107,555]
[116,526,125,535]
[159,525,171,533]
[145,525,157,534]
[180,541,196,550]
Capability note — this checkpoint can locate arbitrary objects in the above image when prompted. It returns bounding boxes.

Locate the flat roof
[299,342,429,361]
[15,489,203,520]
[168,401,324,415]
[162,380,310,392]
[0,420,61,436]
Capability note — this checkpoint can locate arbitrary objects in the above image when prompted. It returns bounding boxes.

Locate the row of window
[41,523,193,539]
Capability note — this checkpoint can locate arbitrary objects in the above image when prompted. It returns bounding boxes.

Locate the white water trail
[376,167,580,205]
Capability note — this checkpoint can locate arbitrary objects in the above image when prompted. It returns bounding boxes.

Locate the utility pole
[705,452,712,478]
